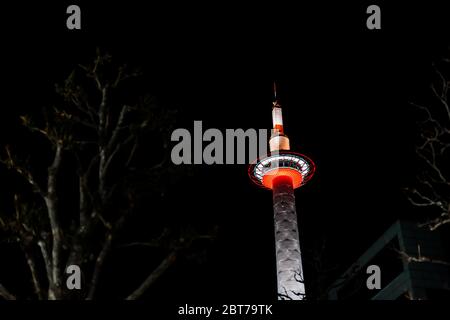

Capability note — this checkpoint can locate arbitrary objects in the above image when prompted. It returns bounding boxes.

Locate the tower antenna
[273,81,277,101]
[273,81,280,107]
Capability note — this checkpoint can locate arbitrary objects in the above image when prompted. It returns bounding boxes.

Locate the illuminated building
[249,83,315,300]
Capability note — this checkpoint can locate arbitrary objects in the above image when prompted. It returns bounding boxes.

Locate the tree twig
[85,233,113,300]
[38,240,53,287]
[24,250,44,300]
[0,283,16,300]
[1,146,45,196]
[396,249,450,266]
[125,251,177,300]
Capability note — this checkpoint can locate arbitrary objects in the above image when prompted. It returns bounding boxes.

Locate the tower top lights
[249,83,315,190]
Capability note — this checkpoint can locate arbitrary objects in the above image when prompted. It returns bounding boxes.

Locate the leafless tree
[397,57,450,282]
[0,51,212,300]
[406,58,450,231]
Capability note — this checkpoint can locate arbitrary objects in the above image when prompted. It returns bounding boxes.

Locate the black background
[1,0,449,309]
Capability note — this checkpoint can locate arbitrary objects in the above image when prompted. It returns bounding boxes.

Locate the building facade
[328,220,450,300]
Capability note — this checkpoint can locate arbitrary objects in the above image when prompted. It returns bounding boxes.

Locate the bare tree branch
[24,250,44,300]
[38,240,52,288]
[0,283,16,300]
[0,51,185,301]
[396,249,450,267]
[12,195,45,300]
[85,233,113,300]
[44,143,63,299]
[86,210,130,300]
[108,105,130,149]
[419,211,450,231]
[1,146,45,196]
[79,175,88,229]
[125,251,177,300]
[102,135,134,178]
[98,87,109,201]
[408,61,450,231]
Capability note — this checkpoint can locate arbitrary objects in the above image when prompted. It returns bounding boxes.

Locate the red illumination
[274,124,284,133]
[272,174,295,189]
[248,151,315,190]
[262,167,303,189]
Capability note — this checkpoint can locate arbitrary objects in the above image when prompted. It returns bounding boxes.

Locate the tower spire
[273,81,277,102]
[273,81,281,108]
[270,82,289,151]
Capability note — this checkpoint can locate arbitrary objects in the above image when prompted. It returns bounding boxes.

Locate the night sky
[1,1,449,304]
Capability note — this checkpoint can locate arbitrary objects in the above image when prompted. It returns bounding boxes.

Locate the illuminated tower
[249,83,315,300]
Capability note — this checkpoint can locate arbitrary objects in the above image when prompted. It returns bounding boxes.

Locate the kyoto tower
[249,83,315,300]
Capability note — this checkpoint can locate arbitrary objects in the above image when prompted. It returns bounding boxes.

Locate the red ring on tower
[262,167,303,189]
[248,151,315,190]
